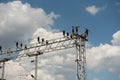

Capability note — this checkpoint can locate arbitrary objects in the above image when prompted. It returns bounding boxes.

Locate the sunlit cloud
[0,1,59,49]
[85,5,106,15]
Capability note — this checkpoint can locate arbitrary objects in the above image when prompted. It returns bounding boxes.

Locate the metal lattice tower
[0,26,88,80]
[75,37,86,80]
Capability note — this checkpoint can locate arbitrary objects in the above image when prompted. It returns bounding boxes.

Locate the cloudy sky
[0,0,120,80]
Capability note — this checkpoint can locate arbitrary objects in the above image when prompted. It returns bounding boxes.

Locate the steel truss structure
[0,26,88,80]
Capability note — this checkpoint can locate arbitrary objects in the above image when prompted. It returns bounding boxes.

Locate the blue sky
[0,0,120,80]
[21,0,120,45]
[0,0,120,45]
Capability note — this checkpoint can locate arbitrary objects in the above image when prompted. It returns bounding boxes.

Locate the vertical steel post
[75,37,86,80]
[35,55,38,80]
[1,61,5,80]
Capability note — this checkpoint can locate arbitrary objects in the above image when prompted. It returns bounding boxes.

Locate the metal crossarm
[0,26,89,80]
[26,37,76,56]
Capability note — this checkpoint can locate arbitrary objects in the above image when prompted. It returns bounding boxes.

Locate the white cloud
[4,61,28,80]
[86,5,100,15]
[87,30,120,73]
[0,2,74,80]
[5,29,120,80]
[0,1,65,80]
[0,1,120,80]
[111,30,120,46]
[26,69,65,80]
[85,5,106,15]
[32,27,62,41]
[0,1,59,49]
[1,27,120,80]
[4,49,75,80]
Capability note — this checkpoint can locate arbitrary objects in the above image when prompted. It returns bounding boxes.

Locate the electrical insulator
[67,32,69,36]
[25,45,27,50]
[0,66,2,68]
[16,42,18,48]
[70,35,73,39]
[37,37,40,43]
[31,74,34,78]
[0,46,2,51]
[63,30,65,36]
[72,26,74,34]
[42,38,44,43]
[76,26,79,33]
[83,28,89,39]
[85,28,89,36]
[31,60,34,63]
[20,43,22,48]
[46,40,49,45]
